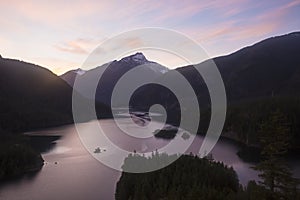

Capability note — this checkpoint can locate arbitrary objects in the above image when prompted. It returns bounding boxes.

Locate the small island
[116,153,241,200]
[153,126,178,139]
[117,110,300,200]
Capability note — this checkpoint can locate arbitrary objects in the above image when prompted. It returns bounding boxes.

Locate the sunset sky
[0,0,299,74]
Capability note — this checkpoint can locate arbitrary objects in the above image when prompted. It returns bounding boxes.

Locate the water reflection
[0,118,299,200]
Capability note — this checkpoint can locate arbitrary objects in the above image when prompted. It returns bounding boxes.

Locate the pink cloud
[122,37,145,48]
[54,41,88,55]
[257,1,299,21]
[54,37,106,54]
[148,0,249,23]
[202,20,280,43]
[0,0,114,26]
[0,0,298,73]
[231,22,280,41]
[183,0,298,44]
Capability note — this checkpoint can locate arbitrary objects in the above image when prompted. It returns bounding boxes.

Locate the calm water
[0,118,299,200]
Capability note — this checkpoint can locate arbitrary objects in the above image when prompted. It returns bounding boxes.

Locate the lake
[0,117,299,200]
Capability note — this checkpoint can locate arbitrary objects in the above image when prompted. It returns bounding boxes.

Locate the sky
[0,0,299,75]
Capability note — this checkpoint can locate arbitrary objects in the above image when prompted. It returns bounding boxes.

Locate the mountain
[59,32,300,149]
[59,32,300,146]
[61,52,169,106]
[0,57,110,133]
[130,32,300,149]
[0,57,74,132]
[214,31,300,102]
[60,68,86,86]
[132,32,300,107]
[118,52,168,74]
[1,32,299,149]
[60,32,300,112]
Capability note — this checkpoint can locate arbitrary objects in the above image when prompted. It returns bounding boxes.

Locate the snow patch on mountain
[121,52,148,64]
[146,63,169,74]
[120,52,169,73]
[74,68,86,75]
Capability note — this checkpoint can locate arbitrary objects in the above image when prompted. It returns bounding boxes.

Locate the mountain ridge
[60,52,169,106]
[0,56,110,133]
[128,31,300,149]
[1,31,300,148]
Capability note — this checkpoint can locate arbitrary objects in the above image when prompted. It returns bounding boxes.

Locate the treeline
[115,153,299,200]
[224,96,300,150]
[115,110,300,200]
[153,96,300,155]
[0,100,73,133]
[116,153,242,200]
[0,132,44,180]
[0,56,111,134]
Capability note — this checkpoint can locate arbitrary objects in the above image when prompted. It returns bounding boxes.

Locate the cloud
[185,0,299,44]
[257,0,300,21]
[0,0,299,73]
[54,37,107,55]
[198,19,280,44]
[231,22,280,41]
[120,37,145,49]
[144,0,249,24]
[54,41,88,55]
[0,0,113,25]
[93,36,145,53]
[232,0,300,40]
[198,22,237,41]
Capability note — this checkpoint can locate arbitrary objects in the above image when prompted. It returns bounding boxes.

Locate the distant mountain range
[60,31,300,149]
[1,31,300,149]
[61,32,300,108]
[61,52,168,106]
[130,32,300,110]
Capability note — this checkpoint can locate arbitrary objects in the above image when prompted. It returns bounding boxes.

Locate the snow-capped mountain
[60,52,169,106]
[121,52,148,64]
[119,52,168,73]
[75,68,86,75]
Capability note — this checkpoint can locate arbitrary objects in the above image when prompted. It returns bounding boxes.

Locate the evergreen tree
[116,153,241,200]
[253,109,299,199]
